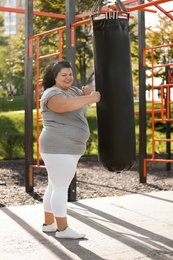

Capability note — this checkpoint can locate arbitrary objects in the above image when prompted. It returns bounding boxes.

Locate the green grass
[0,111,24,133]
[0,99,170,160]
[0,95,35,112]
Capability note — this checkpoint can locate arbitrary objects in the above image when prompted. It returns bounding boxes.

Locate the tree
[146,12,173,84]
[129,18,139,88]
[33,0,96,88]
[9,32,25,95]
[0,14,9,96]
[1,1,139,94]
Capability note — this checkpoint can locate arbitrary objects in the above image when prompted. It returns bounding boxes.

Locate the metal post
[66,0,77,201]
[66,0,76,77]
[138,0,147,183]
[165,66,171,171]
[24,0,34,192]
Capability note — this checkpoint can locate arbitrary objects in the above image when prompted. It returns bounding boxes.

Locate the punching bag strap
[91,0,103,14]
[91,0,127,14]
[91,0,129,20]
[115,0,127,12]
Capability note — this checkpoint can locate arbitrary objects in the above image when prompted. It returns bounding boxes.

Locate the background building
[0,0,25,35]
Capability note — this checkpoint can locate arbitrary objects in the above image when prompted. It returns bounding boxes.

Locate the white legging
[41,153,81,217]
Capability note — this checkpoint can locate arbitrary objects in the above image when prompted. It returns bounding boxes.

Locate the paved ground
[0,191,173,260]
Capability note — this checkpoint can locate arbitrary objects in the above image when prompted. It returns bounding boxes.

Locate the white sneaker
[42,222,57,232]
[55,227,86,239]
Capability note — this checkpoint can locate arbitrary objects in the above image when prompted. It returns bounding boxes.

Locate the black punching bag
[92,5,136,172]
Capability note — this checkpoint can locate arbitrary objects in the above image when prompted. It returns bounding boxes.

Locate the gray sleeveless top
[39,86,90,155]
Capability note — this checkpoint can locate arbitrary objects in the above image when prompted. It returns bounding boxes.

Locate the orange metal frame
[28,18,95,179]
[1,0,172,182]
[28,26,66,178]
[27,0,173,181]
[143,43,173,176]
[1,0,172,20]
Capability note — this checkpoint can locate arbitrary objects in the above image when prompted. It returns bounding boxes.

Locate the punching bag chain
[115,0,127,12]
[91,0,129,21]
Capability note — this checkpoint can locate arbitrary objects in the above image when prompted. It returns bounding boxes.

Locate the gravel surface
[0,157,173,208]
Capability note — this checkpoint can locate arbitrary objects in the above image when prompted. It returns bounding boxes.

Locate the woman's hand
[82,85,91,96]
[90,91,101,103]
[82,86,101,105]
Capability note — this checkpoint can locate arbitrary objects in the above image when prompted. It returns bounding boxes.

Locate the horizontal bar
[134,109,173,115]
[145,43,173,51]
[147,0,173,20]
[0,6,66,19]
[145,158,173,163]
[30,165,46,169]
[38,52,60,60]
[71,19,90,28]
[153,62,173,69]
[154,139,173,142]
[30,26,66,39]
[154,119,173,122]
[153,83,173,88]
[127,0,171,11]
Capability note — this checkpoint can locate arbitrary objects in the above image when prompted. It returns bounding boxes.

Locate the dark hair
[42,60,72,90]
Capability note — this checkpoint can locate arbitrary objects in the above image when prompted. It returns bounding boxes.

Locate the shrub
[0,133,25,159]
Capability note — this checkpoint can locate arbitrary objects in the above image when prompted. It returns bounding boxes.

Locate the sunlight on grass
[0,105,171,160]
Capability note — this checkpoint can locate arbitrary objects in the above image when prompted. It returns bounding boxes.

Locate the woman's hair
[42,60,72,90]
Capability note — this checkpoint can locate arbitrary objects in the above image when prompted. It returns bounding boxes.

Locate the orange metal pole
[151,49,155,160]
[38,52,61,60]
[30,26,66,39]
[0,6,66,19]
[1,0,172,21]
[29,165,34,187]
[30,27,66,168]
[167,86,170,119]
[145,43,173,51]
[59,30,63,60]
[36,37,40,166]
[143,159,147,177]
[142,48,146,67]
[71,19,91,47]
[29,38,32,58]
[143,43,173,172]
[147,0,173,20]
[127,0,171,11]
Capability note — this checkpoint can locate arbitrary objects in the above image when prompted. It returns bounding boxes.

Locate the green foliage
[145,13,173,85]
[33,1,66,33]
[0,14,9,91]
[1,4,173,98]
[85,106,98,155]
[0,103,171,160]
[0,95,35,112]
[0,132,25,159]
[129,18,139,87]
[0,112,25,159]
[0,1,139,95]
[9,33,25,95]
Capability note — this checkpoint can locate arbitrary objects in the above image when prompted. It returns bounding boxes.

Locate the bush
[85,132,98,155]
[0,105,169,160]
[0,133,25,159]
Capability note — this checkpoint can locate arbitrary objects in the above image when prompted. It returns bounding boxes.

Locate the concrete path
[0,191,173,260]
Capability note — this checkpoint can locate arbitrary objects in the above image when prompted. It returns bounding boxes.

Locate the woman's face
[55,67,73,90]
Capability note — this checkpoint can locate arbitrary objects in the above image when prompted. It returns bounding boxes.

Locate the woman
[39,60,101,239]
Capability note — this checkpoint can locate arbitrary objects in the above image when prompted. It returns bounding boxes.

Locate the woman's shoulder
[45,86,62,93]
[42,86,62,97]
[40,86,63,105]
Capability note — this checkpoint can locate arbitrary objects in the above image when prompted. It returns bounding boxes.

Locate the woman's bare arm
[47,91,101,113]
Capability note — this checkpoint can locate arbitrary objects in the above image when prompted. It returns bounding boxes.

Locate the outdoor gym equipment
[91,0,136,171]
